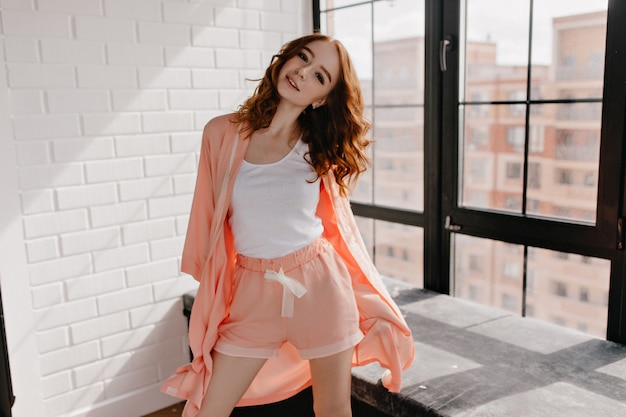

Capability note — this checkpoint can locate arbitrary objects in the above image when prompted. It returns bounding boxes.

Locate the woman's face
[277,40,341,110]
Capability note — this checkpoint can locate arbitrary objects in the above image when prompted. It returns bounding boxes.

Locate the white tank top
[228,138,324,258]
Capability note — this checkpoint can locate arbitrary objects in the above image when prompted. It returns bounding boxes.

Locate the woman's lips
[287,75,299,91]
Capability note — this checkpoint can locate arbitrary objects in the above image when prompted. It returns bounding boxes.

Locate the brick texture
[1,0,310,416]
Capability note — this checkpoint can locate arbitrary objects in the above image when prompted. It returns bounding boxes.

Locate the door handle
[445,215,462,231]
[440,36,453,72]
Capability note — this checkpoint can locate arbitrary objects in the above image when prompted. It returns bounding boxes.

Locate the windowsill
[353,279,626,416]
[182,278,626,416]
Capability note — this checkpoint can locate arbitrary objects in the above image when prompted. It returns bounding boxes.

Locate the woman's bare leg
[309,347,354,417]
[196,351,267,417]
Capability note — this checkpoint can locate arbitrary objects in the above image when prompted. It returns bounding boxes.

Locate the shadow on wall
[1,1,304,416]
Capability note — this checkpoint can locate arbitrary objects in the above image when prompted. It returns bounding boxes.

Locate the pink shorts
[214,237,363,360]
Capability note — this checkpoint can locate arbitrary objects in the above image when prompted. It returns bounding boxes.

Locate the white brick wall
[0,1,311,416]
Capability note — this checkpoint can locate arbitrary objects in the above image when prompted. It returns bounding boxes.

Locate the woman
[161,33,414,417]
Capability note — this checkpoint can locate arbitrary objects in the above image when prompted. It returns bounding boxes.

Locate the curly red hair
[234,33,371,196]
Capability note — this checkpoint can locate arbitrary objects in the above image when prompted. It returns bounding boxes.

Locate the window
[527,199,540,212]
[562,55,576,66]
[506,127,525,151]
[470,159,486,179]
[557,132,574,147]
[508,91,526,116]
[553,281,568,297]
[556,169,573,185]
[469,285,481,301]
[469,254,483,272]
[529,124,544,153]
[469,93,488,116]
[556,252,569,260]
[589,52,603,69]
[583,172,596,187]
[506,162,522,179]
[527,163,541,189]
[469,128,488,147]
[502,293,518,312]
[526,270,536,294]
[580,287,589,302]
[504,196,522,210]
[554,206,571,218]
[317,0,626,343]
[503,260,520,279]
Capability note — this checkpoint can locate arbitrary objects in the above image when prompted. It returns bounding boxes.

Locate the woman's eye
[316,73,325,84]
[298,52,308,62]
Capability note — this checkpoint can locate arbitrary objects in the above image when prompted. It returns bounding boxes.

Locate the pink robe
[160,114,414,416]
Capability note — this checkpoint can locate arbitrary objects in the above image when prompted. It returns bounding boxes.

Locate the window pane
[453,234,524,314]
[373,0,425,106]
[355,217,423,287]
[375,220,423,287]
[355,216,374,259]
[322,4,375,204]
[526,247,609,338]
[352,106,374,203]
[372,107,424,210]
[374,40,424,106]
[322,5,372,87]
[530,1,608,100]
[374,0,425,41]
[323,0,425,212]
[453,235,610,338]
[527,103,600,223]
[459,104,524,213]
[462,0,530,101]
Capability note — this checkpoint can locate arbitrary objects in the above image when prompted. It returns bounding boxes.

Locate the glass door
[440,0,622,339]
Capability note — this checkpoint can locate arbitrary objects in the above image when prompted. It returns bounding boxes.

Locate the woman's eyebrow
[302,46,332,83]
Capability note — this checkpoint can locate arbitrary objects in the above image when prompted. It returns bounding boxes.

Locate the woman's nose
[296,66,308,79]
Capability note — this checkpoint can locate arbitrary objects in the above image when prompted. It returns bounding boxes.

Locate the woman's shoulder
[203,113,239,134]
[201,113,242,146]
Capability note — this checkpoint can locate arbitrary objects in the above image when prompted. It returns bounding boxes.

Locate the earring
[311,104,318,110]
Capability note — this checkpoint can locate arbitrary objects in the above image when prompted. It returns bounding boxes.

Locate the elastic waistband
[236,237,330,273]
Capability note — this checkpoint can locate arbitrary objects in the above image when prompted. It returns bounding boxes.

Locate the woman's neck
[262,103,302,145]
